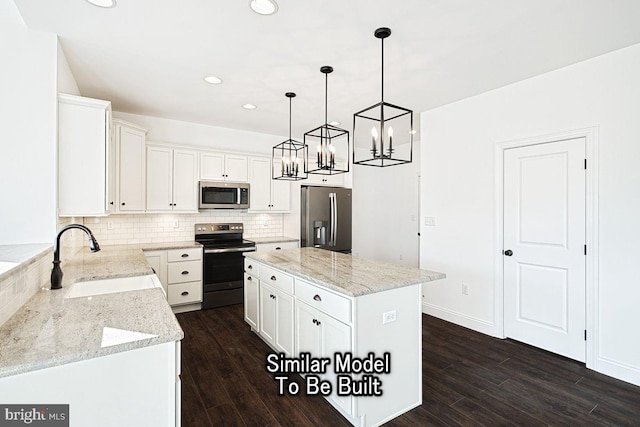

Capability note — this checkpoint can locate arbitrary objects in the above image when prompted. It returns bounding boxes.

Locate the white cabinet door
[172,149,198,212]
[295,300,321,356]
[244,273,259,331]
[275,290,295,356]
[200,152,225,181]
[106,126,116,213]
[321,310,353,415]
[307,172,345,187]
[225,154,248,182]
[249,157,272,211]
[58,94,112,216]
[116,122,146,212]
[260,282,277,344]
[146,146,173,211]
[248,156,291,212]
[270,178,290,212]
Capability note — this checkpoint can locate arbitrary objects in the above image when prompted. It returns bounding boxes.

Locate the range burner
[195,223,256,309]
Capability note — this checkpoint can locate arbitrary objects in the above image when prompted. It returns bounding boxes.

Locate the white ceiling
[14,0,640,141]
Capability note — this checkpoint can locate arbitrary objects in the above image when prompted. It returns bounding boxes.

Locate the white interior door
[504,137,586,362]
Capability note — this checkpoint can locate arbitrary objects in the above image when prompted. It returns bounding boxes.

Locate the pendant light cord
[324,72,328,125]
[381,36,384,103]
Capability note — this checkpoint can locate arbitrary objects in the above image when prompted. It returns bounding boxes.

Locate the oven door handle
[204,247,256,254]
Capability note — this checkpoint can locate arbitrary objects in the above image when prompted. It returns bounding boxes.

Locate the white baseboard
[422,302,497,337]
[593,356,640,387]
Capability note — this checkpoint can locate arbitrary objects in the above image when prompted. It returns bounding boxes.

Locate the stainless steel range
[195,223,256,309]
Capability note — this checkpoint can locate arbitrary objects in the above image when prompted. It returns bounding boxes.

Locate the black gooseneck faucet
[51,224,101,290]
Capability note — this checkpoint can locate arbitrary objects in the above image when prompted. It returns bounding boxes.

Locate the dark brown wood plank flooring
[177,305,640,426]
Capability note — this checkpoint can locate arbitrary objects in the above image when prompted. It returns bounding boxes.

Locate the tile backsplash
[84,212,284,246]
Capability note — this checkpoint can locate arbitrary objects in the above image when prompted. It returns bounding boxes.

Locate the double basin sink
[64,274,164,299]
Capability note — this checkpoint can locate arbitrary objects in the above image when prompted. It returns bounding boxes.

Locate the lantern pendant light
[353,27,413,167]
[273,92,307,180]
[305,66,350,175]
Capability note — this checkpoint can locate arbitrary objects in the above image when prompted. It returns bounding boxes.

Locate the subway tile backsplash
[84,212,284,246]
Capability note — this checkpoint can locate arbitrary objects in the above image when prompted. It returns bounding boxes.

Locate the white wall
[57,41,80,96]
[113,111,284,155]
[351,142,421,267]
[0,0,57,245]
[420,43,640,385]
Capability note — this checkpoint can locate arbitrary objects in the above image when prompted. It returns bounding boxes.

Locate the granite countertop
[247,236,299,244]
[0,243,52,279]
[0,244,187,378]
[245,247,445,297]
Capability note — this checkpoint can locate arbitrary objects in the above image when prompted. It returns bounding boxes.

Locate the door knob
[504,249,513,256]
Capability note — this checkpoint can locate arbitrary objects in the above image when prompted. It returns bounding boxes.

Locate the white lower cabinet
[255,241,299,252]
[145,247,202,312]
[0,341,181,427]
[244,272,259,331]
[295,300,353,416]
[259,281,295,356]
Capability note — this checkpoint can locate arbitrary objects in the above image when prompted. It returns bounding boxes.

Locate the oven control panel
[195,223,244,234]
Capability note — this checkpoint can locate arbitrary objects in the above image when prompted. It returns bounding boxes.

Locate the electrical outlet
[424,216,436,226]
[172,220,179,228]
[263,219,270,227]
[461,283,469,295]
[382,310,397,324]
[107,222,114,230]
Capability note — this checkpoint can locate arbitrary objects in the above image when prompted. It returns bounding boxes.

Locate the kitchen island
[243,247,445,427]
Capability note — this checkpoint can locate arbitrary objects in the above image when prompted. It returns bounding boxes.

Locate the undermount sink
[64,274,163,299]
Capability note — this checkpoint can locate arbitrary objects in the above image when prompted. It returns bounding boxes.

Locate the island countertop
[0,244,189,379]
[244,247,445,297]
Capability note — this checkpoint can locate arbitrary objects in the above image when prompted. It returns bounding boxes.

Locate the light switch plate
[382,310,397,324]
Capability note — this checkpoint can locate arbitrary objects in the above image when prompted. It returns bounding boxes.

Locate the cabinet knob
[181,253,189,258]
[276,247,281,250]
[313,294,322,302]
[181,271,189,275]
[247,265,252,269]
[270,275,276,281]
[121,202,126,206]
[247,276,252,281]
[181,291,189,296]
[110,201,114,205]
[270,294,275,299]
[504,249,513,256]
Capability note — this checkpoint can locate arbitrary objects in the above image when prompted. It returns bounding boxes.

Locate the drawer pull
[313,294,322,302]
[181,291,189,296]
[276,247,282,250]
[270,294,276,299]
[181,271,189,275]
[270,275,277,281]
[247,265,253,269]
[247,276,252,281]
[181,253,189,258]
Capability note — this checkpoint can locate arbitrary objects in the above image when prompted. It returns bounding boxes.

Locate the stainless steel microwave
[199,181,250,209]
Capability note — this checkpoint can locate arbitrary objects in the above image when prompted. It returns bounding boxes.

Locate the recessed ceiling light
[243,104,257,110]
[204,75,223,85]
[329,121,341,126]
[85,0,116,8]
[249,0,278,15]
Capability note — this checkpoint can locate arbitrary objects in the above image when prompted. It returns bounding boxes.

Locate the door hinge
[584,330,587,341]
[584,159,587,169]
[584,245,587,255]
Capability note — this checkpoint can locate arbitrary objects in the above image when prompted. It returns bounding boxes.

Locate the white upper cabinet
[114,119,147,213]
[147,145,198,212]
[306,167,346,187]
[58,94,114,217]
[200,152,248,182]
[248,157,290,212]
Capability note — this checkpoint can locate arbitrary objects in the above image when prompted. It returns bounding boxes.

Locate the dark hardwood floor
[176,305,640,426]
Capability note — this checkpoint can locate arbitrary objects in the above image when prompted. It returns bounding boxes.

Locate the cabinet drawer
[259,265,293,295]
[167,248,202,262]
[167,281,202,306]
[168,260,202,284]
[257,241,299,252]
[295,278,352,324]
[244,258,260,277]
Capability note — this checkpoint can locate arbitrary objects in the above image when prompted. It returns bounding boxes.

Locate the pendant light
[273,92,307,180]
[353,27,413,167]
[305,66,350,175]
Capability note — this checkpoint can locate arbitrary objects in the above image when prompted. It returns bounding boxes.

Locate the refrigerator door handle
[330,192,337,246]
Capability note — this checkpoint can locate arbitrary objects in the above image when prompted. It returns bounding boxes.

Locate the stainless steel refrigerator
[301,186,352,253]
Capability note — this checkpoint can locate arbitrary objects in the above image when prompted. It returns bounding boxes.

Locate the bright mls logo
[0,405,69,426]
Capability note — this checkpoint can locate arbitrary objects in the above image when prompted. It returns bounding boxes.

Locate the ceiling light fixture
[305,66,350,176]
[353,27,413,167]
[204,75,223,85]
[249,0,278,15]
[272,93,307,181]
[242,104,257,110]
[85,0,116,8]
